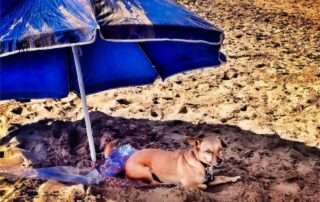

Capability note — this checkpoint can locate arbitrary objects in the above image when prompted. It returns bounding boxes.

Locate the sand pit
[0,112,319,201]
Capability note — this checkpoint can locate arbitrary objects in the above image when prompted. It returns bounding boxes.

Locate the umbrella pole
[72,46,97,162]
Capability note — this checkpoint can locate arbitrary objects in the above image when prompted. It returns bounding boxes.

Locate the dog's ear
[220,138,227,148]
[185,137,202,147]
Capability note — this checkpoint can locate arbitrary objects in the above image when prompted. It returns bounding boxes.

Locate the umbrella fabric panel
[0,0,227,99]
[141,41,226,78]
[0,49,70,99]
[0,0,97,57]
[70,36,158,95]
[94,0,223,44]
[0,1,21,18]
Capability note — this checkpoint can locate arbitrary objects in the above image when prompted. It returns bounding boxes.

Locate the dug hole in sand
[1,0,320,201]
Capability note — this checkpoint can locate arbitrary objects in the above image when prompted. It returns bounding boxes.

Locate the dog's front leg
[208,176,241,186]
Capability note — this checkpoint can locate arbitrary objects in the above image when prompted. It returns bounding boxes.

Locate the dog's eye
[206,150,212,154]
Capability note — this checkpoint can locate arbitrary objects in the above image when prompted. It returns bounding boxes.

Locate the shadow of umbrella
[0,111,320,201]
[0,0,226,162]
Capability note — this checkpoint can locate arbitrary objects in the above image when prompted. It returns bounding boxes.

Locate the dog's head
[186,134,226,167]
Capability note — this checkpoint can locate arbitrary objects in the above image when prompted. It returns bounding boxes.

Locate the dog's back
[125,149,183,183]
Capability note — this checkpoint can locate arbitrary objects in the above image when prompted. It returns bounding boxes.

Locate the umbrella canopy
[0,0,226,161]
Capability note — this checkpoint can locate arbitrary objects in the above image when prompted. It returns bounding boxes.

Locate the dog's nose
[217,158,223,164]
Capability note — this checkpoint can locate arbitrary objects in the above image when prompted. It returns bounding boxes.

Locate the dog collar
[190,150,214,183]
[199,161,215,183]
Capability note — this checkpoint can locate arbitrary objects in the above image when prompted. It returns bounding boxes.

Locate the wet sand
[0,0,320,201]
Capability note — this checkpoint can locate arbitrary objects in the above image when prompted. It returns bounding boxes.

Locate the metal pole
[72,46,96,162]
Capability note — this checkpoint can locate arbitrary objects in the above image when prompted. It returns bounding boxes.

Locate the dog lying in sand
[104,134,241,189]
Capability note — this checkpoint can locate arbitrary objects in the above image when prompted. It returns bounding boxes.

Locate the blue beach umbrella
[0,0,226,162]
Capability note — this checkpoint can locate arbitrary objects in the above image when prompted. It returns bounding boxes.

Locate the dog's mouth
[213,162,224,168]
[200,161,223,169]
[205,162,224,169]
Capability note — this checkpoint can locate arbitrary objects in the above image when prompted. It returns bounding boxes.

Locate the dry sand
[0,0,320,201]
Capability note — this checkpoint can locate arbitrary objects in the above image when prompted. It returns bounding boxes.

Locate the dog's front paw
[198,184,208,189]
[231,176,241,182]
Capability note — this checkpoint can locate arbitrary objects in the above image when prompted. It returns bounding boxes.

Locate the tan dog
[106,134,241,189]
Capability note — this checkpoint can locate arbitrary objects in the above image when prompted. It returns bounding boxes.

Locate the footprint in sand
[271,181,300,195]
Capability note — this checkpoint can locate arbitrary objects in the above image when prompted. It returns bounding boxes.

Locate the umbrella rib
[72,46,97,162]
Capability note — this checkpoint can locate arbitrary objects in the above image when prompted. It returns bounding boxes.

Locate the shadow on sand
[0,111,320,201]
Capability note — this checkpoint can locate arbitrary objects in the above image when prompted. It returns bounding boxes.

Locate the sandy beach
[0,0,320,201]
